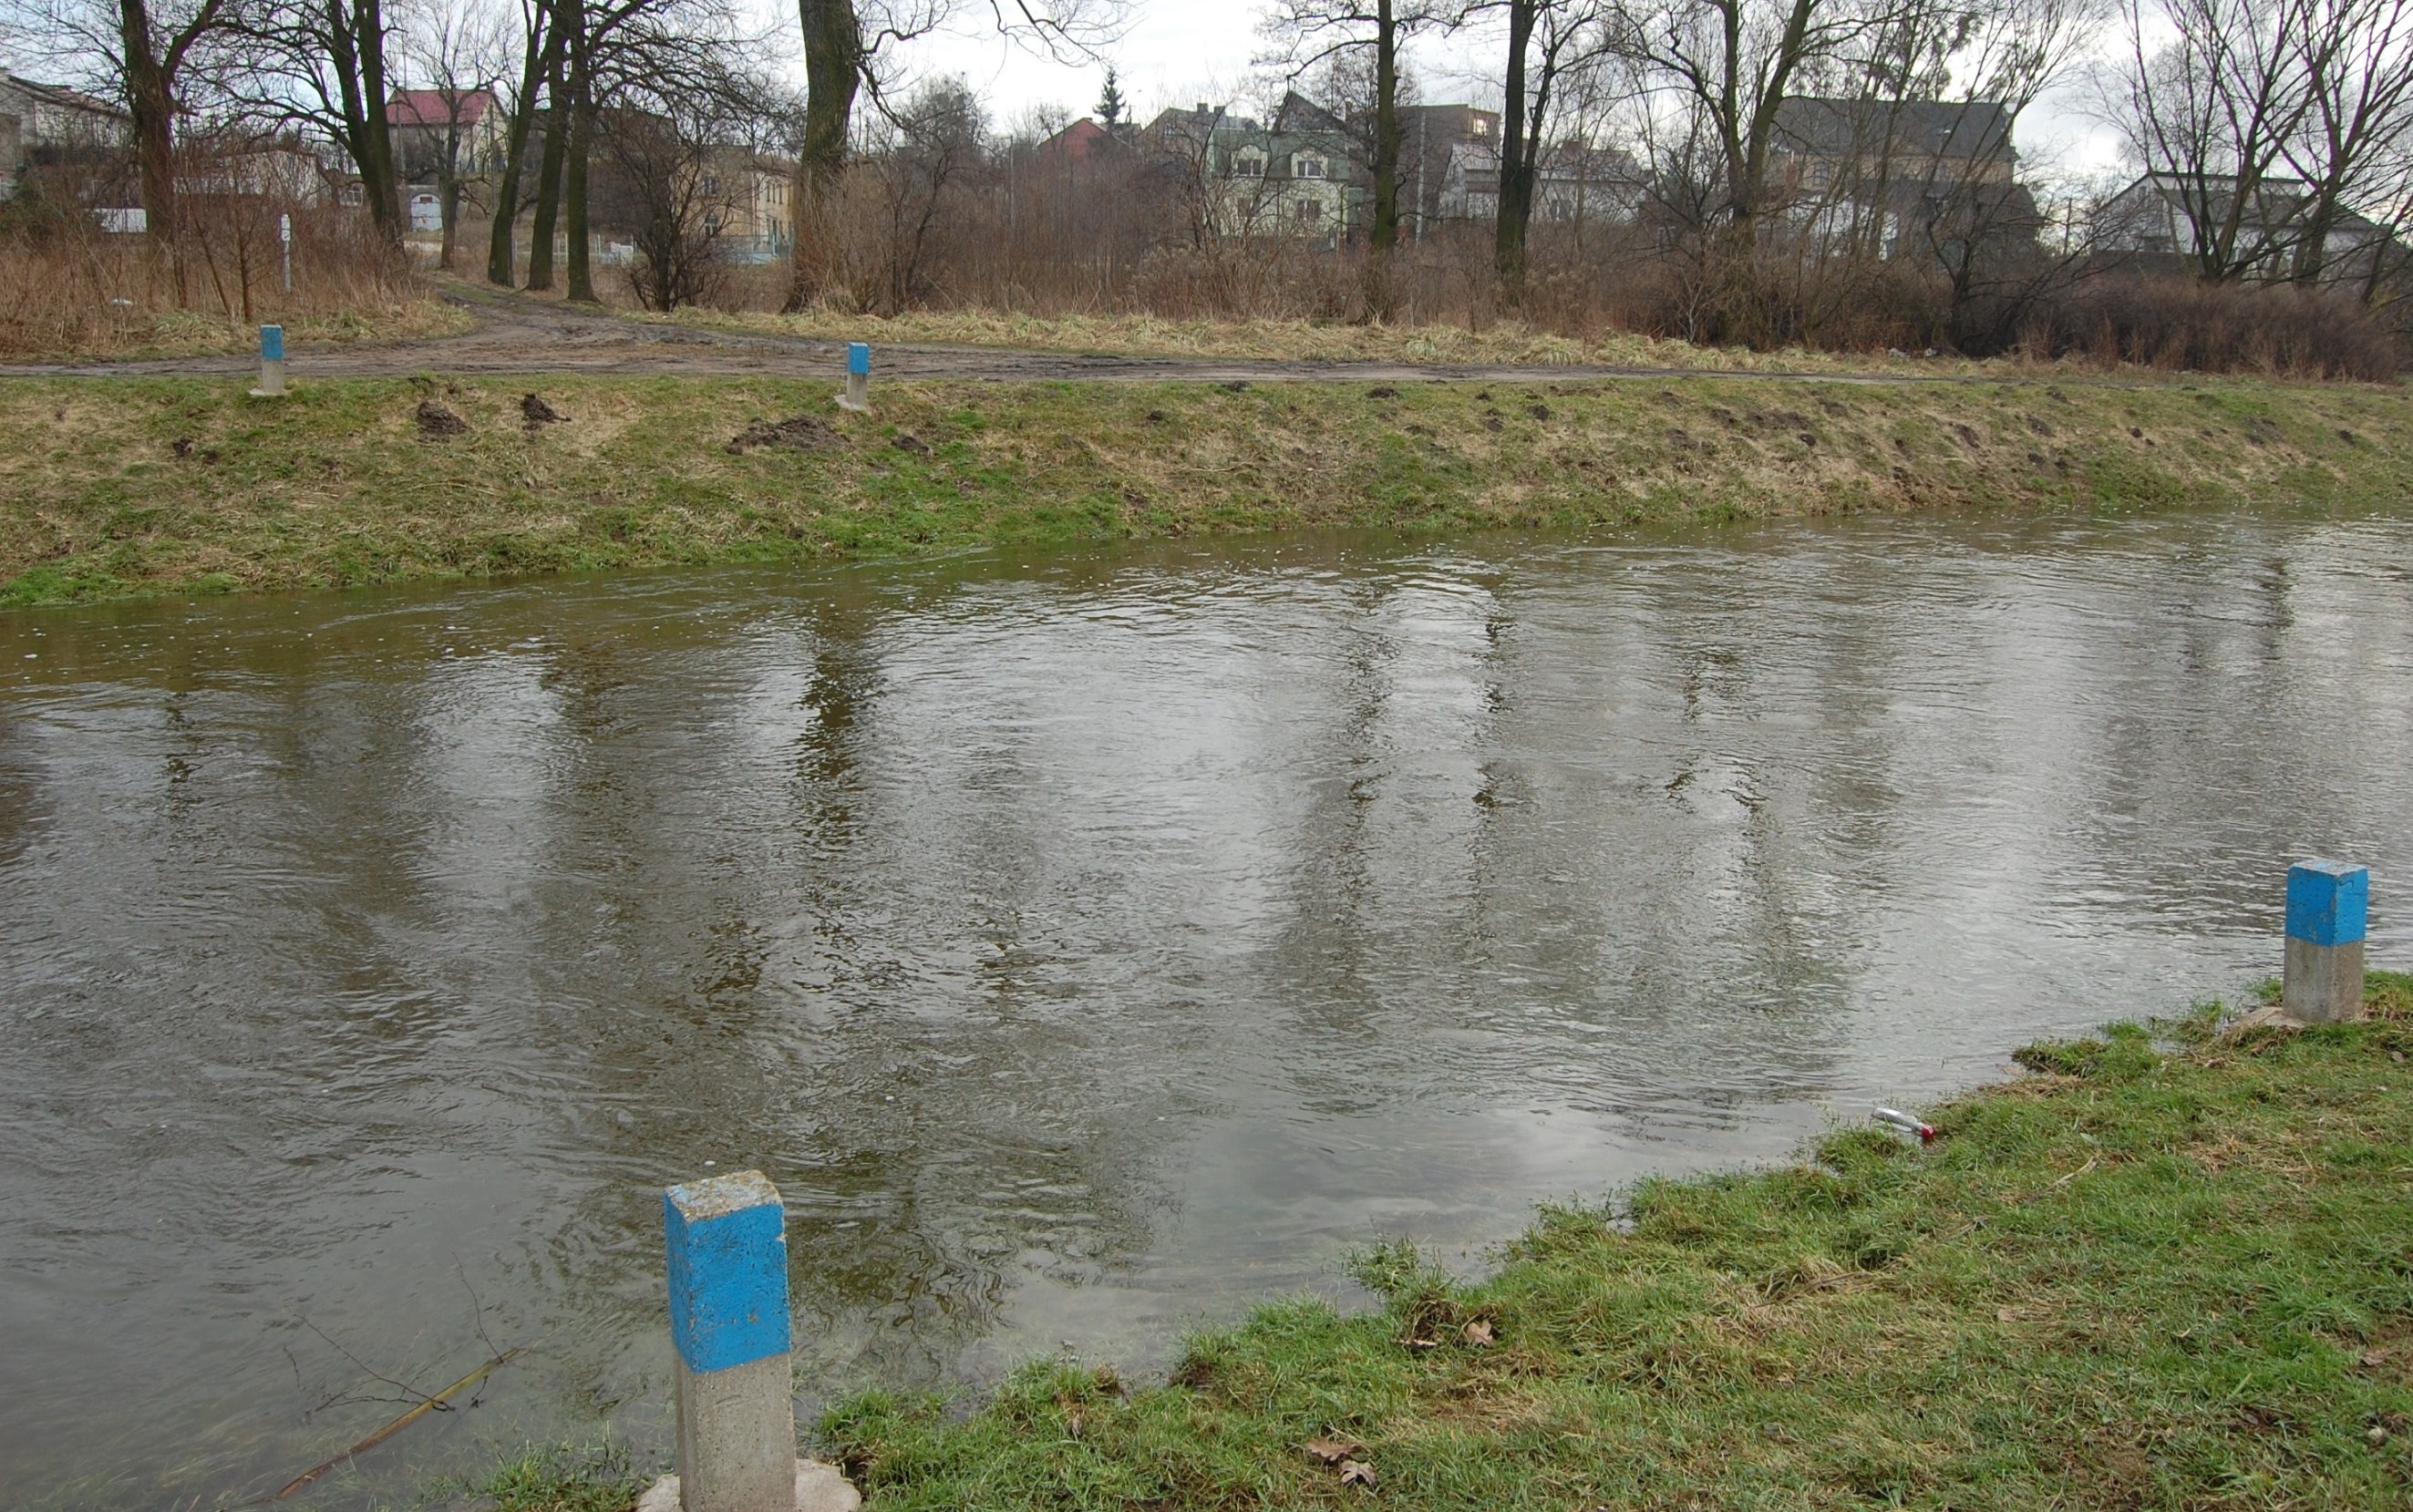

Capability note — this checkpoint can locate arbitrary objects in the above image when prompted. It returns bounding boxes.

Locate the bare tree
[484,0,560,283]
[785,0,1122,306]
[1466,0,1600,301]
[2106,0,2319,281]
[861,74,982,310]
[5,0,234,240]
[395,0,510,269]
[222,0,409,242]
[1262,0,1441,265]
[1599,0,1901,261]
[2282,0,2413,287]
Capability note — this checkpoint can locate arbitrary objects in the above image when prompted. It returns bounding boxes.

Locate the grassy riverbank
[4,372,2409,607]
[481,975,2413,1511]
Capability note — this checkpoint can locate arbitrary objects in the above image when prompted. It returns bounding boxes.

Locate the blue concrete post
[252,324,286,398]
[2284,859,2368,1023]
[665,1170,795,1512]
[840,342,871,412]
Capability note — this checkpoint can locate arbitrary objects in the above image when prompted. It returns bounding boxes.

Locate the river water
[3,505,2408,1507]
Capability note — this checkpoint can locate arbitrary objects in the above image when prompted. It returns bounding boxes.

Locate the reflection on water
[1,506,2407,1507]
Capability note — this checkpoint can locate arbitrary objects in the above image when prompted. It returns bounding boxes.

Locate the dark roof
[386,88,495,129]
[1272,91,1347,137]
[2119,171,2384,236]
[2,73,127,118]
[1773,98,2013,162]
[1145,104,1260,139]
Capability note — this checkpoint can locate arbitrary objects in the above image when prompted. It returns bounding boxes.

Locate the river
[2,504,2407,1507]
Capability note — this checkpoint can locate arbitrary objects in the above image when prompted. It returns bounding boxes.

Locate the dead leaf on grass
[1462,1319,1494,1346]
[1304,1437,1362,1466]
[1338,1459,1377,1488]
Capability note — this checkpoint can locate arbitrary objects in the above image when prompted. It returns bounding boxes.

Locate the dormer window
[1295,155,1325,179]
[1232,151,1264,177]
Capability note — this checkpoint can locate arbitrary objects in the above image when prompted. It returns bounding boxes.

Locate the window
[1232,152,1264,177]
[1299,199,1323,223]
[1295,155,1325,179]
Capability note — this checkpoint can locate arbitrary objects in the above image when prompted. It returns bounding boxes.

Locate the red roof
[1041,118,1126,165]
[386,88,494,129]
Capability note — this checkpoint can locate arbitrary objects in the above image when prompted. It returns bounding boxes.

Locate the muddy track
[0,284,1996,386]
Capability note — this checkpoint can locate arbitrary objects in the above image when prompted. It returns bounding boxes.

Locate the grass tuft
[476,1441,646,1512]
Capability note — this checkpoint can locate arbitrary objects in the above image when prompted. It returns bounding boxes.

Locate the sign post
[2284,859,2368,1023]
[250,324,286,398]
[838,343,871,412]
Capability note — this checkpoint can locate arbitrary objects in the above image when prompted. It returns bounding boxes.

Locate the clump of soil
[727,415,842,455]
[521,394,568,430]
[415,400,469,438]
[892,433,930,455]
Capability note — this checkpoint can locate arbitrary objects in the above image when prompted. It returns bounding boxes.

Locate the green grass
[474,1442,648,1512]
[3,373,2408,606]
[814,975,2413,1509]
[478,974,2413,1509]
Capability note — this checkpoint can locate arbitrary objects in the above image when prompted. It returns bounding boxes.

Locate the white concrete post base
[672,1351,798,1512]
[2284,935,2367,1024]
[250,359,287,398]
[635,1460,861,1512]
[837,373,870,412]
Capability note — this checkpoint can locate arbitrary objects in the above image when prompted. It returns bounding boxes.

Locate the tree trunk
[1370,0,1400,254]
[357,0,402,242]
[787,0,861,310]
[1494,0,1536,303]
[562,0,597,304]
[328,0,403,244]
[798,0,860,190]
[438,156,461,269]
[118,0,179,243]
[487,7,557,285]
[525,31,569,289]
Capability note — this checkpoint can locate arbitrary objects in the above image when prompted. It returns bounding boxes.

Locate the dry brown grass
[0,208,466,359]
[636,302,2007,375]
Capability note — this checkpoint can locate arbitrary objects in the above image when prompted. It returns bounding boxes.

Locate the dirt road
[0,287,1964,386]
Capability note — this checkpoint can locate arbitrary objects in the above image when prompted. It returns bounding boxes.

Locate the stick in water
[267,1348,521,1501]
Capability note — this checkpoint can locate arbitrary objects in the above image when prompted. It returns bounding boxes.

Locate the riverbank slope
[5,374,2408,606]
[482,978,2413,1510]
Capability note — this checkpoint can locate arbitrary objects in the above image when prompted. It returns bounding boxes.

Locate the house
[386,87,504,180]
[2096,170,2388,284]
[1,73,129,202]
[1144,99,1360,244]
[699,149,793,262]
[179,137,330,204]
[1037,117,1133,170]
[1439,138,1645,227]
[1767,97,2038,263]
[1395,105,1498,235]
[1770,98,2016,198]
